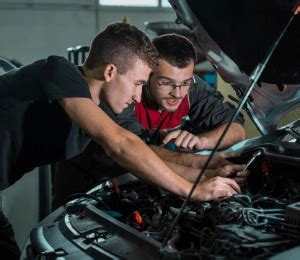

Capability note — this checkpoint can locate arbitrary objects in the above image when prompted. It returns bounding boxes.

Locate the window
[99,0,157,7]
[99,0,171,8]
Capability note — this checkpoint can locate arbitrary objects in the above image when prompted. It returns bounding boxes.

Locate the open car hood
[169,0,300,135]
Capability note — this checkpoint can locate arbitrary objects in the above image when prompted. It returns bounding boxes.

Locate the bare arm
[59,98,193,197]
[164,160,248,186]
[163,160,244,201]
[196,123,245,150]
[149,144,235,169]
[163,160,201,183]
[59,97,240,201]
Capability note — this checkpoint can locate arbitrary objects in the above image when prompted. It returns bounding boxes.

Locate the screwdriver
[243,150,262,172]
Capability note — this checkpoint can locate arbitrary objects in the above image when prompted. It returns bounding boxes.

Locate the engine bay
[24,146,300,259]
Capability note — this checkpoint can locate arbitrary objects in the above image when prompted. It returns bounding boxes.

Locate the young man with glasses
[53,33,248,209]
[134,33,245,153]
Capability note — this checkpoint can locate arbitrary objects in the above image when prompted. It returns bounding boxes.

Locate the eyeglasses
[156,79,191,92]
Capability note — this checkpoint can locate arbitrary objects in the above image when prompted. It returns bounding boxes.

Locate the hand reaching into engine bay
[203,152,241,169]
[163,161,249,196]
[193,176,241,201]
[202,164,249,187]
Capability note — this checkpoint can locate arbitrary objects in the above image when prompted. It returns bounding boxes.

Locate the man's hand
[206,152,241,169]
[202,164,249,187]
[162,130,206,150]
[162,124,245,151]
[192,176,240,201]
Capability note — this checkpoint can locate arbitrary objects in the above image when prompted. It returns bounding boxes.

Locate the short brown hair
[153,33,197,68]
[85,23,158,74]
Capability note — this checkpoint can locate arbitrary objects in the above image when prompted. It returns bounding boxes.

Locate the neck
[82,65,103,105]
[87,79,102,105]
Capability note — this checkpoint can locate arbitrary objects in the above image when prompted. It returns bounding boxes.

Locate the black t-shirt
[0,56,91,190]
[58,103,129,180]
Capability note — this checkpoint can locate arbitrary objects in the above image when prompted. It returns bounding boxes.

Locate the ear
[103,64,117,82]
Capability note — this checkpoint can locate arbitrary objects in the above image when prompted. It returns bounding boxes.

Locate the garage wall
[0,0,176,65]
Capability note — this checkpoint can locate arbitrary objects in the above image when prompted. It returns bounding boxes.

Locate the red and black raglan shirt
[117,75,244,145]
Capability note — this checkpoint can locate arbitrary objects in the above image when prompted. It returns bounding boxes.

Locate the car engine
[24,146,300,259]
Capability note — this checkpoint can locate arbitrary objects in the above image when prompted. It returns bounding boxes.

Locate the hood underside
[169,0,300,134]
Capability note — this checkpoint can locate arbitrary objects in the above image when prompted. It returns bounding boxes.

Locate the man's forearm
[196,123,245,150]
[163,160,201,183]
[60,98,193,199]
[98,127,193,198]
[163,161,222,183]
[149,144,213,169]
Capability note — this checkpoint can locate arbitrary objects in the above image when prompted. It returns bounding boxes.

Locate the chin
[114,108,123,114]
[165,105,180,112]
[161,101,181,112]
[108,105,121,114]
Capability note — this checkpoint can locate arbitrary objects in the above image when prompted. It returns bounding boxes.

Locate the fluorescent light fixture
[99,0,158,7]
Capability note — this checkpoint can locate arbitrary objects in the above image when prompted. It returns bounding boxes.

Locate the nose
[171,86,181,98]
[133,85,142,103]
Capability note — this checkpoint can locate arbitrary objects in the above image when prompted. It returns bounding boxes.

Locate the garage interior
[0,0,299,258]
